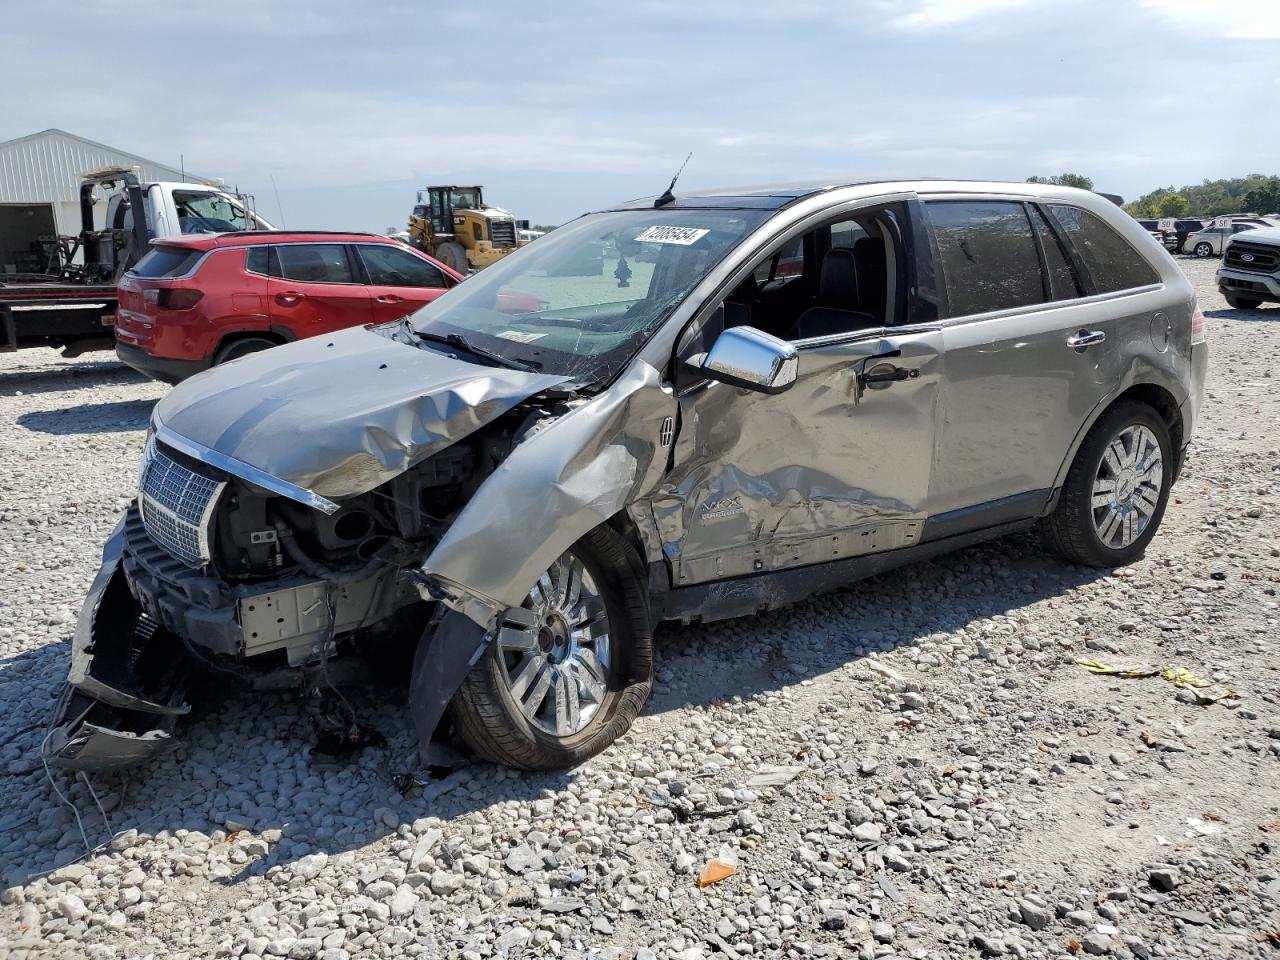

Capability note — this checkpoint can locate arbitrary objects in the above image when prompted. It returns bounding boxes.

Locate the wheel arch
[213,328,288,361]
[1050,380,1186,498]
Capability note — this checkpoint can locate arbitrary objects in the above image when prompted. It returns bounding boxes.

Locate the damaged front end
[45,326,577,772]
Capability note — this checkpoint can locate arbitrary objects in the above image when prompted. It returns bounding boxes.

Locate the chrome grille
[1224,242,1280,273]
[489,217,517,248]
[138,440,224,567]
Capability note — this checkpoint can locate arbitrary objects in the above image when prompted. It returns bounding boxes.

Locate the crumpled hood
[153,326,569,499]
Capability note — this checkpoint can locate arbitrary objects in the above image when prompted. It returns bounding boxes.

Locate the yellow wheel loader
[408,185,525,273]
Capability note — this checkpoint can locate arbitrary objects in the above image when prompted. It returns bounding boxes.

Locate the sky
[3,0,1278,231]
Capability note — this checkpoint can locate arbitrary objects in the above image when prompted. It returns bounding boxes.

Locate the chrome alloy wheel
[496,552,611,736]
[1091,424,1163,550]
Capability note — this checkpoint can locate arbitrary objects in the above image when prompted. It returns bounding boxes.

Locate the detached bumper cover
[43,520,192,772]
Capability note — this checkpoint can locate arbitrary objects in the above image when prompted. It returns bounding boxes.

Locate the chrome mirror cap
[689,325,798,395]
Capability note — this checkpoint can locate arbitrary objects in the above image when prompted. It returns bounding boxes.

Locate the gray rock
[1149,867,1180,892]
[1018,898,1050,930]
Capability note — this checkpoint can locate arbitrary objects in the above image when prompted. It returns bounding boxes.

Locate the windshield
[174,191,256,233]
[404,208,769,385]
[448,188,481,210]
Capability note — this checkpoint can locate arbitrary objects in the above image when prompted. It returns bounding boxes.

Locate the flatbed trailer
[0,279,118,355]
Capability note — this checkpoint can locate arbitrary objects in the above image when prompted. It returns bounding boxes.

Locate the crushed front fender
[43,519,192,772]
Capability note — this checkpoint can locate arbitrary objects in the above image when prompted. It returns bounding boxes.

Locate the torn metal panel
[647,329,943,586]
[421,360,678,616]
[152,325,568,499]
[408,611,491,765]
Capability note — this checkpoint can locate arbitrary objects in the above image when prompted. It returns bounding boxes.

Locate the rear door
[265,243,373,335]
[355,243,456,323]
[923,198,1118,519]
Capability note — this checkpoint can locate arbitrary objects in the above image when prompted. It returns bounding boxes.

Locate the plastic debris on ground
[1074,658,1239,704]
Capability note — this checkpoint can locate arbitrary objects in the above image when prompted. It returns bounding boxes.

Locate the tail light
[143,288,204,310]
[1190,305,1207,345]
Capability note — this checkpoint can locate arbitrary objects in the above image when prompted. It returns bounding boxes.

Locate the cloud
[886,0,1037,30]
[1142,0,1280,38]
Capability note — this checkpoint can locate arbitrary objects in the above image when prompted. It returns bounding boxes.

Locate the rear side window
[925,201,1044,317]
[245,247,271,275]
[274,244,355,283]
[1028,206,1082,302]
[1046,205,1160,294]
[357,245,447,288]
[130,246,201,279]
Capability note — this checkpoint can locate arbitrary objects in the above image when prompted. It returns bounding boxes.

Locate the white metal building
[0,128,202,274]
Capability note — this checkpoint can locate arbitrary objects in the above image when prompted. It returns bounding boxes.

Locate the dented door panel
[649,327,943,586]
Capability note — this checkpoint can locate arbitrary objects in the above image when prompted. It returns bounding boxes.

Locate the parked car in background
[1217,225,1280,309]
[1185,220,1261,257]
[1136,219,1168,247]
[114,232,463,383]
[1157,218,1206,254]
[48,179,1206,774]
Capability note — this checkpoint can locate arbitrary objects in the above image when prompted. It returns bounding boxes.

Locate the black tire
[1193,241,1213,258]
[1224,293,1262,310]
[449,525,653,770]
[1039,401,1173,568]
[434,241,468,275]
[214,336,277,365]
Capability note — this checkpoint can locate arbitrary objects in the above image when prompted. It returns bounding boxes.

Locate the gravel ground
[1,257,1277,960]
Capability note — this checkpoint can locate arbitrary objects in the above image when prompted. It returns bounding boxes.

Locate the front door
[266,243,373,336]
[355,243,455,324]
[651,326,943,586]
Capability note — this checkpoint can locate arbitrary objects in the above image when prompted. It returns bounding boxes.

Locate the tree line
[1026,173,1280,219]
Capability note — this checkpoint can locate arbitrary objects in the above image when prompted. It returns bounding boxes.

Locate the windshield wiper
[407,326,540,371]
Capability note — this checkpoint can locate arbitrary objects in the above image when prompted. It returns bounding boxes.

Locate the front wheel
[1039,401,1173,567]
[1224,293,1262,310]
[1193,241,1213,258]
[433,241,468,275]
[449,525,653,770]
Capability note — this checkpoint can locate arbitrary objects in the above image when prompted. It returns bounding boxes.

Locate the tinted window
[274,244,354,283]
[129,246,201,279]
[1046,205,1160,293]
[358,245,447,288]
[926,201,1044,316]
[1029,206,1081,302]
[245,247,270,275]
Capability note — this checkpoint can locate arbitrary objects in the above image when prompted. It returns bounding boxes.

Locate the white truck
[0,167,272,355]
[1217,225,1280,309]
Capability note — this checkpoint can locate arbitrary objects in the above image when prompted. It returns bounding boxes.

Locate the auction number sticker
[496,330,546,343]
[634,225,710,245]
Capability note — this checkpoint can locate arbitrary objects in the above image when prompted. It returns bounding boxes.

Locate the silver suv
[47,180,1208,773]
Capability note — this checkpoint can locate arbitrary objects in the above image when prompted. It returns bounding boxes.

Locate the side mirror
[686,325,798,395]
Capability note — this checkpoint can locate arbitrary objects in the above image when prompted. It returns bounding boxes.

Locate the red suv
[114,232,463,383]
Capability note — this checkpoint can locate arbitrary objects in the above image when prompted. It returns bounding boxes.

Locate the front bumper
[1216,268,1280,303]
[43,520,191,771]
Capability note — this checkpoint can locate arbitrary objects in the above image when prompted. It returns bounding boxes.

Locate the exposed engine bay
[44,390,568,772]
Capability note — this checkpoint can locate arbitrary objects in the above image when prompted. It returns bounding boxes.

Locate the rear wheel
[449,525,652,769]
[214,336,276,365]
[1039,401,1173,567]
[433,241,468,275]
[1224,293,1262,310]
[1193,241,1213,258]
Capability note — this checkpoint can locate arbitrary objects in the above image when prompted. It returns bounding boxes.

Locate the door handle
[275,291,304,306]
[376,294,404,304]
[859,365,918,385]
[1067,329,1106,348]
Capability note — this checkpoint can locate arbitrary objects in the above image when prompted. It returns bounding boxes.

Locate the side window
[1028,206,1082,302]
[274,244,355,283]
[925,201,1044,317]
[828,219,869,250]
[245,247,271,276]
[751,234,803,285]
[358,245,447,288]
[1046,205,1160,294]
